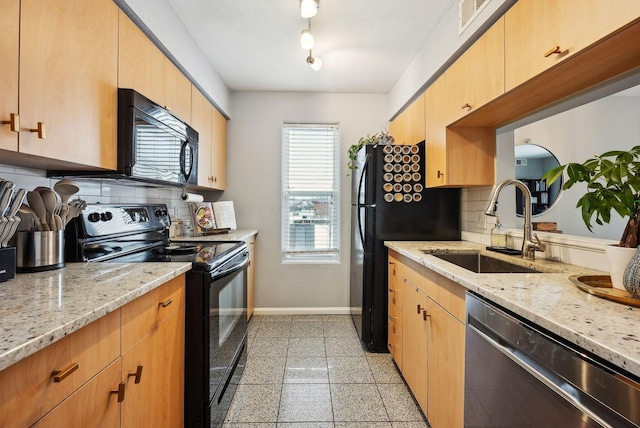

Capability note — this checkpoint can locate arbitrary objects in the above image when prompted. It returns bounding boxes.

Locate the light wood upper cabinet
[425,74,495,188]
[118,11,192,122]
[390,94,426,145]
[447,17,504,123]
[0,0,19,152]
[210,107,227,190]
[19,0,118,169]
[191,87,213,187]
[425,76,449,187]
[504,0,640,92]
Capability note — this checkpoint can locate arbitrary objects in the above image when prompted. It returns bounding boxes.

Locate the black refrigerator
[350,141,460,352]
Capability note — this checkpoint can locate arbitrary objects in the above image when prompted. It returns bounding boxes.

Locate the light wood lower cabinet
[0,275,186,428]
[32,359,122,428]
[389,250,465,428]
[402,278,429,414]
[387,255,403,369]
[426,298,465,428]
[0,310,120,427]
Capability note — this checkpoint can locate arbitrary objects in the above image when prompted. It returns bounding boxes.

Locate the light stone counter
[172,228,258,242]
[385,241,640,378]
[0,262,191,372]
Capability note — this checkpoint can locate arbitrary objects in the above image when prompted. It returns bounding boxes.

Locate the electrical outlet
[476,211,487,230]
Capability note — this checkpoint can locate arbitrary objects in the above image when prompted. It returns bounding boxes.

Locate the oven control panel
[79,203,170,236]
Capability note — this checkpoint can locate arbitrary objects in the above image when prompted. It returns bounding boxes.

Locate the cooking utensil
[0,181,14,216]
[38,187,58,231]
[21,203,44,232]
[27,191,50,232]
[64,199,87,227]
[53,179,80,203]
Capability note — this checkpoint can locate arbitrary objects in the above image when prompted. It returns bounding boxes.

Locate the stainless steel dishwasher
[464,291,640,427]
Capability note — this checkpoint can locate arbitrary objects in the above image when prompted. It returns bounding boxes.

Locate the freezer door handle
[356,154,372,252]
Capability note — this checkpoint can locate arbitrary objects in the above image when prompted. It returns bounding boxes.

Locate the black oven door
[185,248,249,428]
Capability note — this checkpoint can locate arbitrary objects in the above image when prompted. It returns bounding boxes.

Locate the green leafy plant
[542,145,640,247]
[347,130,394,171]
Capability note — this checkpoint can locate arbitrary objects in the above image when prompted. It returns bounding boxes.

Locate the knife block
[0,247,16,282]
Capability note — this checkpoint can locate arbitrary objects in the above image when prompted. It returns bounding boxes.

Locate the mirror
[496,76,640,240]
[514,144,562,217]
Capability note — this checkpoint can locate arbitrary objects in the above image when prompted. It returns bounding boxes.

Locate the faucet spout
[484,179,546,259]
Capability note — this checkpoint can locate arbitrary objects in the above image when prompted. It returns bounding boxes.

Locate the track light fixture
[306,50,322,71]
[300,0,319,18]
[300,23,314,50]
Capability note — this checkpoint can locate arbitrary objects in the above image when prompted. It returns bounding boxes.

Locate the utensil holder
[12,231,65,272]
[0,247,16,282]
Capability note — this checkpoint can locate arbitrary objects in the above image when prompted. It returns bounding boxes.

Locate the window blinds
[282,123,340,262]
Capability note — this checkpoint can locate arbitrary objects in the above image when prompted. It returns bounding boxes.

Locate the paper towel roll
[181,192,204,203]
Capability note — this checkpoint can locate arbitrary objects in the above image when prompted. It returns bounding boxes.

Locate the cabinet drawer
[32,358,121,428]
[387,320,403,370]
[121,274,185,352]
[0,310,120,427]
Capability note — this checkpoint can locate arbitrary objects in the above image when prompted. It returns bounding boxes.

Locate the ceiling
[167,0,457,94]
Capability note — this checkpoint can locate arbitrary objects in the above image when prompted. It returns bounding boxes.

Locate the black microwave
[117,88,198,186]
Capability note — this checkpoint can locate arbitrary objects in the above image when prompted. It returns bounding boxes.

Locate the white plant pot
[605,245,637,290]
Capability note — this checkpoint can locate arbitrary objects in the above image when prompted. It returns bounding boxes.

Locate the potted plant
[347,130,394,170]
[542,145,640,289]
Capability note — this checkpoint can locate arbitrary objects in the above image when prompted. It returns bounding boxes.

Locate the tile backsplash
[0,163,220,232]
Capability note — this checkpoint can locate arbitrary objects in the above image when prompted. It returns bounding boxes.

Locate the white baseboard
[253,307,351,316]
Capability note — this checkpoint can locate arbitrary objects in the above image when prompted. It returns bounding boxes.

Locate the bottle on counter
[491,216,508,249]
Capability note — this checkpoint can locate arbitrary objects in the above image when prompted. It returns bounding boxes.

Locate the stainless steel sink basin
[424,251,541,273]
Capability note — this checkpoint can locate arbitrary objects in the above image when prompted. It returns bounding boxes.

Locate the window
[282,123,340,262]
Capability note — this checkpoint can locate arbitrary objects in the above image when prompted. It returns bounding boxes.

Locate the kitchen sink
[423,251,542,274]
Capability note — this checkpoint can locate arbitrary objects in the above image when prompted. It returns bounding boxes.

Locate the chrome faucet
[484,179,546,260]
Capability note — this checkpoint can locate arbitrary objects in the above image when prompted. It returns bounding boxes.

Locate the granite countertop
[385,241,640,378]
[172,228,258,242]
[0,262,191,372]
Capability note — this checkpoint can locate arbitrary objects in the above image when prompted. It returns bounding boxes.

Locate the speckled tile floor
[222,315,430,428]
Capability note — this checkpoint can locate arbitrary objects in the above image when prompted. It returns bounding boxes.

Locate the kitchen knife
[0,181,13,216]
[1,189,27,247]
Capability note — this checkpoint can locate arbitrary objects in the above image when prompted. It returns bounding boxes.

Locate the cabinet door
[505,0,640,92]
[192,86,213,187]
[0,0,19,152]
[447,18,504,122]
[0,310,120,427]
[210,107,227,190]
[427,298,465,428]
[122,305,185,428]
[32,359,122,428]
[19,0,118,168]
[401,279,429,414]
[390,94,425,145]
[387,255,403,368]
[118,12,192,122]
[425,75,449,187]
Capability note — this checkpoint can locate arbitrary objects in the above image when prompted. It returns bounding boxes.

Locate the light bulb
[307,55,323,71]
[300,0,318,18]
[300,29,315,50]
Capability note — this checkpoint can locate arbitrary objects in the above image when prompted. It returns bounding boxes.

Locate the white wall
[221,91,387,310]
